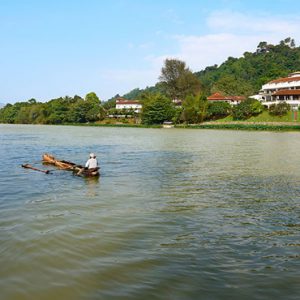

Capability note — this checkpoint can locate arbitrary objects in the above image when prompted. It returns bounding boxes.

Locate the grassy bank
[68,122,300,131]
[176,123,300,131]
[214,111,300,123]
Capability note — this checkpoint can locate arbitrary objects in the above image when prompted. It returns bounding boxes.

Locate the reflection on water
[84,176,100,197]
[1,125,300,300]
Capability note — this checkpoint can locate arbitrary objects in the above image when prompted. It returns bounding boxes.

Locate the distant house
[252,72,300,109]
[207,92,245,105]
[172,99,182,107]
[115,97,142,113]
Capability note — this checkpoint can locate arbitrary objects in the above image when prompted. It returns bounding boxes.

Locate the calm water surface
[0,124,300,300]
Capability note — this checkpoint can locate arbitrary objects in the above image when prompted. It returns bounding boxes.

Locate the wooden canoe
[42,153,100,177]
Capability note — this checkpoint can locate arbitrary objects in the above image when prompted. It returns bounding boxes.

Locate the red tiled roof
[269,76,300,84]
[231,96,246,101]
[116,101,141,105]
[272,89,300,96]
[207,92,245,101]
[207,92,225,100]
[116,98,140,105]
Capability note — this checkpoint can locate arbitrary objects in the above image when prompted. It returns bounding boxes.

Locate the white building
[254,72,300,109]
[115,98,142,113]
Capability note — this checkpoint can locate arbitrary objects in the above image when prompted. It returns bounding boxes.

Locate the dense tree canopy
[232,99,264,120]
[159,59,200,100]
[0,92,104,124]
[206,102,232,120]
[141,93,175,125]
[181,94,207,123]
[196,37,300,97]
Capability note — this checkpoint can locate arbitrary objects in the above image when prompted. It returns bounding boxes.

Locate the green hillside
[120,37,300,100]
[195,38,300,97]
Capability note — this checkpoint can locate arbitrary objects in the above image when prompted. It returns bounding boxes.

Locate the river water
[0,124,300,300]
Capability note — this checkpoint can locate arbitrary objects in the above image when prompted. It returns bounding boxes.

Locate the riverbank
[3,121,300,131]
[71,121,300,131]
[176,122,300,131]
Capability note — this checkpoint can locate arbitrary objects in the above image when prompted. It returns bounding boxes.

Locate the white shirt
[85,158,98,169]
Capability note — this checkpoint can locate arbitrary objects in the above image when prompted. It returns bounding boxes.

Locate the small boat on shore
[42,153,100,177]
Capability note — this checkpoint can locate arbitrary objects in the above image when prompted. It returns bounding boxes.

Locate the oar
[22,164,51,174]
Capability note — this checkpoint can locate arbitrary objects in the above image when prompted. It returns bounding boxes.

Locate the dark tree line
[0,92,105,124]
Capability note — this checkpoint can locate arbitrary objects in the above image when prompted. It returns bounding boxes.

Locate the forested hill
[195,38,300,97]
[120,38,300,100]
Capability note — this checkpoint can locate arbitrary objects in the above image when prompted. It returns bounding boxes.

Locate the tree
[182,93,208,123]
[0,104,19,123]
[211,75,253,96]
[232,99,263,120]
[207,102,231,120]
[85,92,103,121]
[256,41,268,53]
[159,59,200,100]
[85,92,101,105]
[141,93,175,125]
[269,102,290,116]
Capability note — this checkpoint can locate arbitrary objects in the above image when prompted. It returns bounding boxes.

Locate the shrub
[141,93,175,125]
[206,101,231,120]
[232,99,263,120]
[269,102,290,116]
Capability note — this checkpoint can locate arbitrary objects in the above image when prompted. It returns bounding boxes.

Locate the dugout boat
[42,153,100,177]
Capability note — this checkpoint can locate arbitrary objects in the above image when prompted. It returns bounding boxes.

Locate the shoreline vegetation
[58,110,300,131]
[2,109,300,131]
[4,121,300,131]
[55,121,300,131]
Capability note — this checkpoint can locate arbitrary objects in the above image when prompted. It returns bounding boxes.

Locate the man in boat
[77,153,98,176]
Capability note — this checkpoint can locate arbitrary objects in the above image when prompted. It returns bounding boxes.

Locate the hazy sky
[1,0,300,103]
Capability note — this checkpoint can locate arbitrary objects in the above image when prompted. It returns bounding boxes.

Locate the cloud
[151,11,300,72]
[104,10,300,98]
[207,10,300,35]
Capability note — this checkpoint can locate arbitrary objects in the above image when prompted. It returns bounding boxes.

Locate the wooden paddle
[22,164,51,174]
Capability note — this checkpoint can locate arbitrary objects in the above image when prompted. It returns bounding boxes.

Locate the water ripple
[1,125,300,299]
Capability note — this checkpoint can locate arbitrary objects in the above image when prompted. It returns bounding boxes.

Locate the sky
[1,0,300,103]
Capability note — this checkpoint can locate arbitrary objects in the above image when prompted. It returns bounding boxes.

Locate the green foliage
[211,74,254,96]
[159,59,200,99]
[102,96,117,110]
[85,92,101,104]
[114,39,300,101]
[0,92,104,124]
[182,94,208,123]
[0,103,21,123]
[178,123,300,131]
[122,88,143,100]
[269,102,291,116]
[141,93,175,125]
[172,107,183,124]
[232,99,263,120]
[195,38,300,97]
[207,102,231,120]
